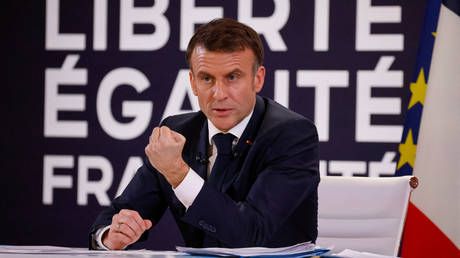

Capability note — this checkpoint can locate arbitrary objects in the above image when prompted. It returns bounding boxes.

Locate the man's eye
[203,77,211,82]
[229,74,237,81]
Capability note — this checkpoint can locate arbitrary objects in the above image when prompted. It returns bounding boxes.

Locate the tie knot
[213,133,235,155]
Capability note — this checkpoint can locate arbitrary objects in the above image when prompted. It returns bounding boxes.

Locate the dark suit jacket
[90,95,320,248]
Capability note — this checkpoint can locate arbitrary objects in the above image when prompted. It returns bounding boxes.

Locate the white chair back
[316,176,416,256]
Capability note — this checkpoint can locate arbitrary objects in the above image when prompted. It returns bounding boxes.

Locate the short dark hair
[185,18,264,71]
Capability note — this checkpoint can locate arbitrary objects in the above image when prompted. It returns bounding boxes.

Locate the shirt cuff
[95,225,111,250]
[173,168,204,209]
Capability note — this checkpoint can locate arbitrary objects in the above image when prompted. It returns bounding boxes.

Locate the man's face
[189,46,265,132]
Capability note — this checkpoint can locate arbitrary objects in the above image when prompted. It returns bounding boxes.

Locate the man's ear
[254,66,265,93]
[189,71,198,96]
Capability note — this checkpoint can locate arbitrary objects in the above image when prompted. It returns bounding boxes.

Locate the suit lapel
[182,116,209,180]
[221,96,266,192]
[195,120,209,179]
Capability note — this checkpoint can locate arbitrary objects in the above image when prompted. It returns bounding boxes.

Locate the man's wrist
[95,225,111,250]
[173,168,204,209]
[170,161,190,188]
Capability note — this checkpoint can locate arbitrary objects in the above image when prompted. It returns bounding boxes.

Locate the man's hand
[145,126,190,188]
[102,209,152,250]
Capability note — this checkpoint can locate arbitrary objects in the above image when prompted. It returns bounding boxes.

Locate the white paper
[336,249,398,258]
[176,242,330,257]
[0,246,72,254]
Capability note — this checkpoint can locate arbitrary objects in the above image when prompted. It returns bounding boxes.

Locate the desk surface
[0,246,191,258]
[0,246,334,258]
[0,255,187,258]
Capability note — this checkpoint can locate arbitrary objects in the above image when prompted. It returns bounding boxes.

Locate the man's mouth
[213,108,232,115]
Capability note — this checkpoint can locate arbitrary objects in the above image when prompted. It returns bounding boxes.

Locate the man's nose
[213,80,227,100]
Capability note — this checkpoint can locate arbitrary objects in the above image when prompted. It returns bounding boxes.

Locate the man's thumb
[144,219,153,229]
[171,130,186,144]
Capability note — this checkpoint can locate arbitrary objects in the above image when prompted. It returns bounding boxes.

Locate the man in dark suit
[90,18,319,250]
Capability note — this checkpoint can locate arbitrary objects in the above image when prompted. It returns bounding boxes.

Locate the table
[0,246,333,258]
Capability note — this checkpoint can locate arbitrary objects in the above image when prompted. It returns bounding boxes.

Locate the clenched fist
[145,126,190,188]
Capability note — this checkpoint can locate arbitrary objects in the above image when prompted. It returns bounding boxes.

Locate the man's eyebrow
[196,71,212,77]
[226,68,244,76]
[195,68,245,78]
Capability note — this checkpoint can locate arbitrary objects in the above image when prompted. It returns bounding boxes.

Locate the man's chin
[209,119,235,133]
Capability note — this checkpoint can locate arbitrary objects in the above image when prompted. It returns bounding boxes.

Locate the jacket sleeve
[180,118,320,247]
[88,159,170,249]
[88,118,173,249]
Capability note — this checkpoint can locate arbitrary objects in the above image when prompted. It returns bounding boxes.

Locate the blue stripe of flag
[395,0,442,176]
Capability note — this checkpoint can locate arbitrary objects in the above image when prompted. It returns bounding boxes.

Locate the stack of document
[177,242,330,257]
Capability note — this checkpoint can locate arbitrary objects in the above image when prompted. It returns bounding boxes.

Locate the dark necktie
[209,133,235,191]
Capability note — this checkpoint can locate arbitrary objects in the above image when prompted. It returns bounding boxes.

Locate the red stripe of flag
[401,202,460,257]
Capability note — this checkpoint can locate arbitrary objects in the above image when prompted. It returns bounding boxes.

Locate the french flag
[396,0,460,257]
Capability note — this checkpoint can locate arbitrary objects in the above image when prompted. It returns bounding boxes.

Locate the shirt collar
[207,110,254,145]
